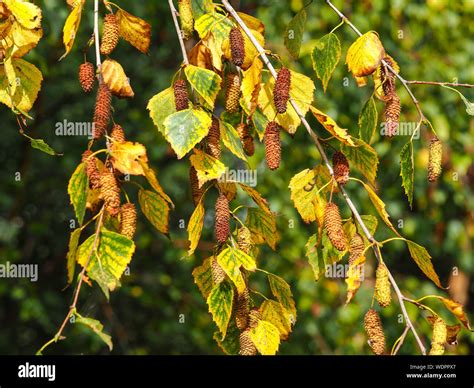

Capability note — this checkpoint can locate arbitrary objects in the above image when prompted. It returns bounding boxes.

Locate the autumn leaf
[138,189,170,235]
[59,0,85,60]
[250,320,280,355]
[312,33,341,92]
[116,8,151,54]
[110,141,148,175]
[101,59,134,98]
[406,241,442,288]
[188,200,205,256]
[207,281,234,339]
[310,106,355,146]
[346,31,385,78]
[189,148,226,187]
[345,255,366,304]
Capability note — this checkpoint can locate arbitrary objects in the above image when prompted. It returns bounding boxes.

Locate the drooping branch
[221,0,427,355]
[168,0,189,65]
[406,80,474,88]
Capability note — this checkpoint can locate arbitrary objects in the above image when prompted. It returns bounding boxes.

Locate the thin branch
[222,0,427,355]
[168,0,189,65]
[406,80,474,88]
[392,325,410,355]
[94,0,102,69]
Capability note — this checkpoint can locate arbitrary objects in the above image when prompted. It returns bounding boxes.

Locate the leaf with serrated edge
[430,297,473,331]
[267,273,296,321]
[260,300,293,340]
[192,257,213,298]
[138,189,169,234]
[358,96,378,143]
[116,8,151,54]
[190,148,226,188]
[246,207,279,250]
[74,311,113,350]
[346,31,385,77]
[185,64,221,108]
[400,141,414,208]
[110,141,148,175]
[187,200,205,256]
[406,240,442,288]
[250,320,280,355]
[147,87,176,136]
[284,9,306,59]
[341,138,379,185]
[68,162,87,225]
[216,247,256,293]
[241,58,263,116]
[207,282,233,339]
[101,59,134,98]
[311,33,341,92]
[66,229,81,284]
[239,183,271,214]
[219,120,247,161]
[310,106,355,146]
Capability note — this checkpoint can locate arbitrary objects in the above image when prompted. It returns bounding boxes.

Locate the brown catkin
[375,263,392,308]
[264,121,281,170]
[120,203,137,239]
[211,256,226,285]
[380,56,396,98]
[428,137,442,182]
[235,288,250,331]
[215,193,230,243]
[100,170,121,217]
[239,329,257,356]
[178,0,194,40]
[207,117,221,159]
[364,309,386,355]
[237,123,255,156]
[173,79,189,111]
[82,150,101,190]
[100,13,119,55]
[93,83,112,139]
[111,124,126,143]
[384,93,400,137]
[274,67,291,114]
[229,27,245,67]
[248,308,262,329]
[237,226,252,255]
[225,73,241,113]
[324,202,347,251]
[79,62,95,93]
[332,151,350,185]
[429,317,447,355]
[349,232,365,265]
[189,166,203,206]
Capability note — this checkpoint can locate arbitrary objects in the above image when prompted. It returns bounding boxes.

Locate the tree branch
[94,0,102,69]
[406,80,474,88]
[168,0,189,65]
[222,0,427,355]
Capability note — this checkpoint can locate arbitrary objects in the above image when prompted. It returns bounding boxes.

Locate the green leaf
[66,228,81,284]
[341,139,379,185]
[163,108,212,159]
[250,320,280,355]
[189,148,226,187]
[74,312,113,351]
[138,189,169,235]
[358,96,378,143]
[246,207,279,250]
[207,281,234,340]
[311,33,341,92]
[260,300,293,340]
[185,64,221,108]
[29,138,57,155]
[213,318,240,355]
[77,230,135,298]
[406,240,442,288]
[216,247,256,293]
[267,273,296,321]
[442,85,474,116]
[188,200,205,256]
[343,215,378,242]
[305,232,346,281]
[284,9,307,59]
[400,141,414,208]
[219,120,247,161]
[192,257,214,298]
[147,87,177,136]
[251,109,268,141]
[192,0,214,19]
[68,162,87,225]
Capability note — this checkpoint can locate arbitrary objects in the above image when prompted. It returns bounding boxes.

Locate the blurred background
[0,0,472,355]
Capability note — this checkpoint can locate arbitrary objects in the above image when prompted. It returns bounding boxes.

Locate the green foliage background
[0,0,472,355]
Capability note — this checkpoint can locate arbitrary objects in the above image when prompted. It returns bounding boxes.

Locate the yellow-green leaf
[184,64,221,108]
[163,108,212,159]
[430,296,472,331]
[241,58,263,116]
[59,0,85,60]
[216,247,256,293]
[260,300,293,340]
[74,312,113,351]
[192,257,213,298]
[191,0,214,19]
[29,137,57,155]
[68,162,87,225]
[246,207,279,250]
[239,183,271,214]
[250,320,280,355]
[189,148,226,187]
[400,141,414,208]
[267,273,296,321]
[139,161,174,207]
[306,232,346,281]
[284,9,306,59]
[406,240,442,288]
[66,228,81,284]
[341,138,379,185]
[147,87,177,136]
[219,120,247,161]
[187,200,205,256]
[346,31,385,77]
[116,8,151,54]
[138,189,170,235]
[358,95,378,144]
[362,182,400,236]
[311,33,341,92]
[207,281,234,339]
[345,255,366,304]
[213,319,240,355]
[310,106,355,146]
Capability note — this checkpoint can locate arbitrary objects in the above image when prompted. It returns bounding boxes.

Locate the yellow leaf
[216,247,256,294]
[189,148,226,187]
[139,161,174,207]
[250,320,280,355]
[345,255,366,304]
[188,200,205,256]
[346,31,385,77]
[192,257,214,298]
[4,0,42,29]
[3,20,43,58]
[241,58,263,116]
[217,181,237,202]
[59,0,85,60]
[260,300,293,340]
[362,182,400,236]
[116,8,151,54]
[238,183,272,214]
[258,69,315,134]
[101,59,134,98]
[236,12,265,35]
[310,106,355,146]
[188,41,213,70]
[110,141,148,175]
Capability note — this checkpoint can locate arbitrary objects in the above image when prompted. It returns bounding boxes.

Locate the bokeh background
[0,0,473,355]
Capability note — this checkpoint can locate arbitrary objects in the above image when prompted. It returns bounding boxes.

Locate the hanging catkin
[211,256,226,285]
[324,203,347,251]
[375,263,391,308]
[237,123,255,156]
[100,170,121,217]
[429,317,447,355]
[173,79,189,111]
[111,124,126,143]
[332,151,350,185]
[384,93,400,137]
[235,288,250,331]
[79,62,95,93]
[237,226,252,255]
[189,166,203,206]
[380,56,396,98]
[248,308,262,329]
[364,309,386,355]
[229,27,245,67]
[206,117,221,159]
[93,83,112,139]
[120,203,137,239]
[264,121,281,170]
[349,232,365,265]
[428,137,442,182]
[100,13,119,55]
[82,150,101,190]
[215,192,230,243]
[239,329,256,356]
[178,0,194,40]
[225,73,241,113]
[274,67,291,114]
